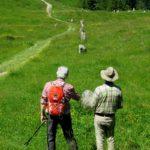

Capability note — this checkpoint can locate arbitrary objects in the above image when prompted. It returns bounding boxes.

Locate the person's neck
[57,78,65,81]
[105,81,114,86]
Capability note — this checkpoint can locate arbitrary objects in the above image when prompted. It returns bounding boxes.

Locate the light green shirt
[93,83,123,114]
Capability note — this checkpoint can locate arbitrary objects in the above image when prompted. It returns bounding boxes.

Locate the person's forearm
[41,104,46,116]
[40,96,48,115]
[40,104,48,122]
[73,94,80,101]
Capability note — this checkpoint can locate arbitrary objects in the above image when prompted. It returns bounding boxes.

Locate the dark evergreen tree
[80,0,149,10]
[130,0,137,9]
[88,0,97,10]
[145,0,150,9]
[136,0,145,9]
[80,0,88,9]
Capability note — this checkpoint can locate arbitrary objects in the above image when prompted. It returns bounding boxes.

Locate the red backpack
[47,83,66,116]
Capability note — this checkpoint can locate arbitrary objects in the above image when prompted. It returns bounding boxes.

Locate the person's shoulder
[44,81,52,87]
[46,81,52,84]
[113,84,122,94]
[64,82,74,90]
[98,84,107,89]
[95,85,105,93]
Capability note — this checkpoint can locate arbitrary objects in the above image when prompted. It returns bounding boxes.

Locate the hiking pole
[24,121,45,146]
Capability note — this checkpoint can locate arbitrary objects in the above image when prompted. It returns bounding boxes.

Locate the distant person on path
[82,67,123,150]
[40,66,80,150]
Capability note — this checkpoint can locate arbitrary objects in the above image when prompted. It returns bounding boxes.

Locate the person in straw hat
[81,67,123,150]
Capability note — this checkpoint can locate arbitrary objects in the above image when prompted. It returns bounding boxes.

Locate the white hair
[56,66,69,79]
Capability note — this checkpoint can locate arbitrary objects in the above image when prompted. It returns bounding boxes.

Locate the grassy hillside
[0,0,150,150]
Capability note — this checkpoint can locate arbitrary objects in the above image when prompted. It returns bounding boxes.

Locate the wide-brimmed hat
[56,66,69,79]
[100,67,118,82]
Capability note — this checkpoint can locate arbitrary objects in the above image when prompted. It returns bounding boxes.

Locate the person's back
[40,66,80,150]
[42,78,80,115]
[94,82,122,115]
[81,67,123,150]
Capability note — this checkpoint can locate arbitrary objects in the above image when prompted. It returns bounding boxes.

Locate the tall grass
[0,0,150,150]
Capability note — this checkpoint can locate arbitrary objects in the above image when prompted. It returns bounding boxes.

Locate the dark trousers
[47,114,78,150]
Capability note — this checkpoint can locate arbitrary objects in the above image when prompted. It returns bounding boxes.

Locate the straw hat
[100,67,118,82]
[56,66,69,79]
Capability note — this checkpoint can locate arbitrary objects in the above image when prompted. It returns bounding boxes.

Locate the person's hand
[41,114,47,123]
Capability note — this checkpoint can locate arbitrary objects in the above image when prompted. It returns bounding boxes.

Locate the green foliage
[80,0,89,9]
[80,0,150,10]
[136,0,150,9]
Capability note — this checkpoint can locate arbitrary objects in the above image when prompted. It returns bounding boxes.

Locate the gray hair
[56,66,69,79]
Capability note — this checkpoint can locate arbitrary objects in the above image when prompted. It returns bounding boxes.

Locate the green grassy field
[0,0,150,149]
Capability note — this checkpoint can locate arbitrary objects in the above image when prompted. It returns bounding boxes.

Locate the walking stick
[24,121,45,146]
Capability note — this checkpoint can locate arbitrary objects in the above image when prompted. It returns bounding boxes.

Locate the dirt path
[0,17,75,77]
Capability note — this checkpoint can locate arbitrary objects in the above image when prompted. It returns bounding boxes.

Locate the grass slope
[0,0,150,150]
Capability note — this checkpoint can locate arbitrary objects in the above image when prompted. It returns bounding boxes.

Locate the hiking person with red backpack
[40,66,80,150]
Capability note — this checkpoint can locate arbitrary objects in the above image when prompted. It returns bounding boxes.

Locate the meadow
[0,0,150,149]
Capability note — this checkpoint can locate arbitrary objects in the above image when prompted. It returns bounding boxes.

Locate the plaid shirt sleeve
[91,87,101,108]
[69,87,80,100]
[64,84,80,101]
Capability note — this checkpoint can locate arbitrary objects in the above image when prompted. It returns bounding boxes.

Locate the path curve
[0,16,75,77]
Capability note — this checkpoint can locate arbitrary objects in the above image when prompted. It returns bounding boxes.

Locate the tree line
[79,0,150,10]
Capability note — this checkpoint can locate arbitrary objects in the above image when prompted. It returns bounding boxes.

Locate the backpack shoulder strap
[62,82,66,88]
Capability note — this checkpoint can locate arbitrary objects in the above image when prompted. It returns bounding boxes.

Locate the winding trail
[0,16,75,77]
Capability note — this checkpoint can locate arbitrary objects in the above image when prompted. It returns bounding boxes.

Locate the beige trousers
[94,115,115,150]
